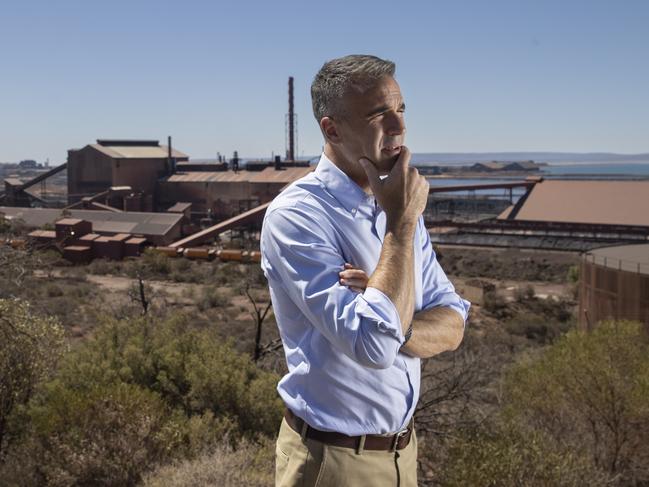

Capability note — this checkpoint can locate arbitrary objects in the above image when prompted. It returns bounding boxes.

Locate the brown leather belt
[284,409,412,452]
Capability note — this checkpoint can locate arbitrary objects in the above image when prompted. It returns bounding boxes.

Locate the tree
[243,284,275,362]
[0,299,64,456]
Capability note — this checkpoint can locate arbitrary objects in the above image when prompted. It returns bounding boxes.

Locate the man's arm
[359,147,428,337]
[340,263,466,358]
[401,218,470,358]
[356,149,469,357]
[401,307,464,358]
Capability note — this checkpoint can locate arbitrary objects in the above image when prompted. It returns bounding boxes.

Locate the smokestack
[167,135,173,174]
[288,77,295,161]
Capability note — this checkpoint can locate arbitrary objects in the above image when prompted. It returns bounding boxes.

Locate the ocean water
[544,162,649,176]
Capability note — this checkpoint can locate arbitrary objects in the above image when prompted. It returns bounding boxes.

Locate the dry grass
[141,438,274,487]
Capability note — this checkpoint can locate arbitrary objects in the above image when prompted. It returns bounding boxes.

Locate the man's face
[334,76,406,175]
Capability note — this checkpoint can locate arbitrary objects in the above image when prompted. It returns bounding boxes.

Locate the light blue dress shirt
[260,153,470,436]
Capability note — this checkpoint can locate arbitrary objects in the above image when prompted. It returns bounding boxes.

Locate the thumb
[358,157,380,191]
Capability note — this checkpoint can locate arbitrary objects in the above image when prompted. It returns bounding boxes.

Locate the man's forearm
[400,306,464,358]
[366,227,416,336]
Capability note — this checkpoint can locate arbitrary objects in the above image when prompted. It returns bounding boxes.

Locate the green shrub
[504,314,574,344]
[3,382,182,487]
[504,321,649,484]
[0,299,65,456]
[1,309,282,486]
[53,313,283,439]
[197,286,230,311]
[567,264,580,283]
[435,421,609,486]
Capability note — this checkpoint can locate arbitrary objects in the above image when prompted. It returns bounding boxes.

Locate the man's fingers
[358,157,381,193]
[339,269,368,280]
[389,146,411,178]
[340,278,368,289]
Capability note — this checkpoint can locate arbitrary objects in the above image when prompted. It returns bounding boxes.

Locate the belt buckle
[390,427,409,452]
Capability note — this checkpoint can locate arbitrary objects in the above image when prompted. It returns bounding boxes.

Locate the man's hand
[358,146,429,236]
[339,263,369,293]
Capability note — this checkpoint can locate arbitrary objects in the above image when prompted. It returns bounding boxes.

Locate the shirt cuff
[357,287,404,343]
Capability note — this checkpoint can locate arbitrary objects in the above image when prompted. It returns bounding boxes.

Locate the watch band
[402,322,413,345]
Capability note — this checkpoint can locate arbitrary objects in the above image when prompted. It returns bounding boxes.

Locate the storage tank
[579,243,649,330]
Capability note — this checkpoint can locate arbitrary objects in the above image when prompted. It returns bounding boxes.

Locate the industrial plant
[1,76,647,332]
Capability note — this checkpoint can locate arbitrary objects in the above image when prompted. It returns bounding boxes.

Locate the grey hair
[311,54,396,122]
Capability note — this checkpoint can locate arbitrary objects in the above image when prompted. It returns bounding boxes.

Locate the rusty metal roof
[248,166,314,183]
[166,171,251,183]
[0,207,182,237]
[165,166,313,184]
[90,144,188,159]
[498,180,649,227]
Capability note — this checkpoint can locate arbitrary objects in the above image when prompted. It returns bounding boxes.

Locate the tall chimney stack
[288,77,295,161]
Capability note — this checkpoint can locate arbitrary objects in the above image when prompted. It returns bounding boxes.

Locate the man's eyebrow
[365,101,406,118]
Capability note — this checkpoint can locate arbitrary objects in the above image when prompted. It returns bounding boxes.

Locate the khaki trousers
[275,417,418,487]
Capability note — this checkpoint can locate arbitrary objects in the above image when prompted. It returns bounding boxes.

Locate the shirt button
[351,209,357,215]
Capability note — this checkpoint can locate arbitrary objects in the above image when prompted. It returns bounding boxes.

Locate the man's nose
[384,112,405,136]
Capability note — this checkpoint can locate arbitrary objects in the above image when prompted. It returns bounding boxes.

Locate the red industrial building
[67,139,189,208]
[158,165,314,219]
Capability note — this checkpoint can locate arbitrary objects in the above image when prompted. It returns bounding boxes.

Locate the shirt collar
[314,152,372,213]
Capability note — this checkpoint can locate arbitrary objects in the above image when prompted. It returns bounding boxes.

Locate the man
[260,55,470,487]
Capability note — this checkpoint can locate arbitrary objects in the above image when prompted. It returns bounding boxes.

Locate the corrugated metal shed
[499,180,649,227]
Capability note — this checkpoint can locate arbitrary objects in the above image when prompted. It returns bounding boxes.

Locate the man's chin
[376,154,400,174]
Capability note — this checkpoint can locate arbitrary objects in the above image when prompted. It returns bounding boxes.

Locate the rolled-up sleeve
[418,218,471,324]
[261,205,403,369]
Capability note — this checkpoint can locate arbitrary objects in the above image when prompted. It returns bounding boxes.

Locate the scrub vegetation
[1,225,647,486]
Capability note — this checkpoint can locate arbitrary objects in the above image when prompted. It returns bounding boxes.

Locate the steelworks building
[67,139,189,208]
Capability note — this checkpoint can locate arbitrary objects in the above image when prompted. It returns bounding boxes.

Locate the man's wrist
[402,322,413,345]
[385,219,417,243]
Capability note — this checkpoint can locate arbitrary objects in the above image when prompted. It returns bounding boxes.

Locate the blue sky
[1,0,647,163]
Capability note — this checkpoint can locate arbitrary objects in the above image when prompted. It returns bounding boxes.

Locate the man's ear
[320,117,341,144]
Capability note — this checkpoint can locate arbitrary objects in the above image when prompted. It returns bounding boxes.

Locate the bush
[482,290,508,318]
[513,284,535,302]
[197,285,230,311]
[0,299,65,456]
[566,264,579,283]
[142,436,274,487]
[53,312,283,439]
[45,283,64,297]
[435,421,609,486]
[0,310,283,486]
[2,383,183,487]
[504,314,573,344]
[504,321,649,485]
